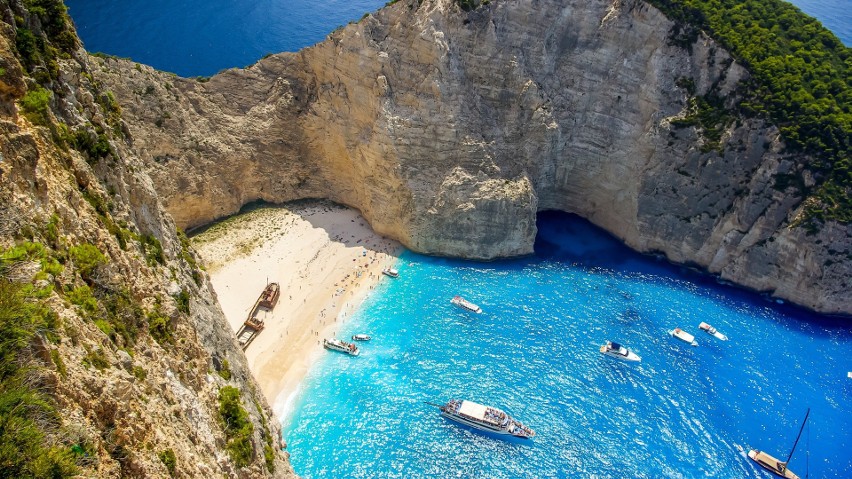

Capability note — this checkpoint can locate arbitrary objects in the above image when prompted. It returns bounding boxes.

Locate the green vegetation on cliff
[218,386,254,468]
[647,0,851,225]
[0,254,78,477]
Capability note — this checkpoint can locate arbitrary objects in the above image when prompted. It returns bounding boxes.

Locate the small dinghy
[351,334,372,341]
[669,327,698,346]
[698,322,728,341]
[599,341,641,362]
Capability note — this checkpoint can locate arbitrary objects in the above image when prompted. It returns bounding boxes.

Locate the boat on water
[382,268,399,278]
[351,334,372,341]
[433,399,534,440]
[323,338,360,356]
[599,341,641,362]
[669,327,698,346]
[451,295,482,314]
[698,322,729,341]
[749,408,810,479]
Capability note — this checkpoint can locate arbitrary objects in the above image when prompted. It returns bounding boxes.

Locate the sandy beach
[190,201,401,418]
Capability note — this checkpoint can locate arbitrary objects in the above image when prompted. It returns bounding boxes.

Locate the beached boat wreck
[435,399,534,440]
[236,282,280,350]
[451,295,482,314]
[323,338,360,356]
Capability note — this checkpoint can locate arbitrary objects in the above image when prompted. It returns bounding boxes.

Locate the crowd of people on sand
[296,233,399,349]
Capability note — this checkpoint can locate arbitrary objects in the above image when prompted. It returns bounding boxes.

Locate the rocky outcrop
[94,0,849,314]
[0,0,295,476]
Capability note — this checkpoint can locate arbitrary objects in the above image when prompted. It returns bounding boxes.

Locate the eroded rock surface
[95,0,850,313]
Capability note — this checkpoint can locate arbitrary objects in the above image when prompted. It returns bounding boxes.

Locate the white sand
[190,201,401,418]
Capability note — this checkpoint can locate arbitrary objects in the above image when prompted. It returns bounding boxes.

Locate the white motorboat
[323,338,360,356]
[451,295,482,314]
[669,327,698,346]
[434,399,534,440]
[351,334,371,341]
[749,408,810,479]
[382,268,399,278]
[698,322,729,341]
[599,341,641,362]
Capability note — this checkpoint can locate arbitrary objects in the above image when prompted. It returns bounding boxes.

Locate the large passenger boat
[450,295,482,314]
[436,399,534,440]
[323,338,360,356]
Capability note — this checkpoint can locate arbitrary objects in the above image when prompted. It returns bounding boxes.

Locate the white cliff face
[94,0,850,314]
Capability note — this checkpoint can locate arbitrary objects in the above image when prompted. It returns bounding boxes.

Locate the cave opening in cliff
[533,210,630,262]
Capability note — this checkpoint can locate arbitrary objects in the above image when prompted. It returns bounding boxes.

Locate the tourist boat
[599,341,641,362]
[323,338,360,356]
[382,268,399,278]
[698,322,729,341]
[748,408,810,479]
[451,295,482,314]
[351,334,371,341]
[669,327,698,346]
[434,399,534,440]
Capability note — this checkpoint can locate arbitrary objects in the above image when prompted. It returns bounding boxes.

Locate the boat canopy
[458,401,489,421]
[610,342,622,350]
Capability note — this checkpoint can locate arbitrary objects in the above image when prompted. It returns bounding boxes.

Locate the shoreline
[190,200,402,419]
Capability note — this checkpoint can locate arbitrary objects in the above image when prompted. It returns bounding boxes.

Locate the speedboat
[382,268,399,278]
[698,322,728,341]
[435,399,534,440]
[451,295,482,314]
[669,327,698,346]
[599,341,641,362]
[323,338,360,356]
[351,334,371,341]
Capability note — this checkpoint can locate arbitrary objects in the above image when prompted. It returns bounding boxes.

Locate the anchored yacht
[451,295,482,314]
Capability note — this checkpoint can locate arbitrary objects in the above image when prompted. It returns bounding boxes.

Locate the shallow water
[282,212,851,478]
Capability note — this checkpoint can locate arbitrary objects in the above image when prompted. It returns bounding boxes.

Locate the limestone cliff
[94,0,849,314]
[0,0,294,476]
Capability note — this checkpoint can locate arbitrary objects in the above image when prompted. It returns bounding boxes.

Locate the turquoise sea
[65,0,850,77]
[282,212,851,478]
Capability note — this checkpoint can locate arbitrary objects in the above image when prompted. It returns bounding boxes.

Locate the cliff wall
[0,0,294,475]
[94,0,850,314]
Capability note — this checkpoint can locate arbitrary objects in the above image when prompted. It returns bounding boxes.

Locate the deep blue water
[282,212,851,478]
[65,0,387,77]
[65,0,850,77]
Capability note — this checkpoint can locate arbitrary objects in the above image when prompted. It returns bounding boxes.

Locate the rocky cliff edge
[94,0,850,314]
